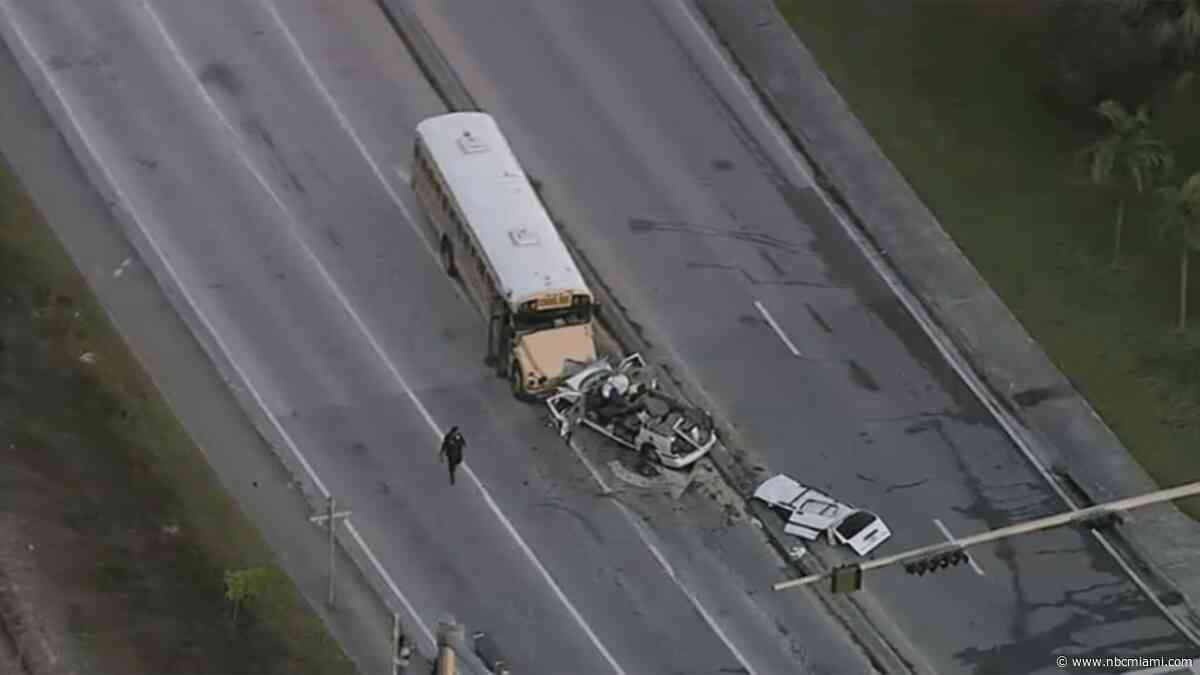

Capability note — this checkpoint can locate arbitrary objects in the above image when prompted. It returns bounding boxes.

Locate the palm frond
[1180,0,1200,52]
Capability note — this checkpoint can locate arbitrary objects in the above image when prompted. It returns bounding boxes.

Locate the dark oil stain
[324,229,343,249]
[738,314,766,327]
[198,62,241,95]
[883,478,928,493]
[536,498,605,545]
[286,171,306,195]
[629,217,654,233]
[135,157,159,171]
[78,53,110,68]
[805,302,833,334]
[47,55,72,71]
[686,261,831,288]
[248,120,277,152]
[687,261,737,272]
[904,418,936,434]
[626,217,802,253]
[1012,385,1070,408]
[846,359,880,392]
[712,158,735,171]
[757,248,786,276]
[244,118,307,195]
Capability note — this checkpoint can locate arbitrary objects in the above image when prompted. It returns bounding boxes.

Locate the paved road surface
[396,0,1196,672]
[0,0,876,672]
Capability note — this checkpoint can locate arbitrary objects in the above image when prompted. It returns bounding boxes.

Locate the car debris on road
[545,353,716,469]
[753,474,892,556]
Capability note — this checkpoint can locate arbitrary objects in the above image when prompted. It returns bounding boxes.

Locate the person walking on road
[439,426,466,485]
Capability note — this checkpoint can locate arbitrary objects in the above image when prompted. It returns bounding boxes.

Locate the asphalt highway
[0,0,878,672]
[395,0,1197,672]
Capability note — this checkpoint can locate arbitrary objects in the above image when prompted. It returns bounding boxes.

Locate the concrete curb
[0,563,69,675]
[693,0,1200,639]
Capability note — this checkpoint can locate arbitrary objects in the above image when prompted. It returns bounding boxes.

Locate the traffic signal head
[904,560,929,575]
[904,549,970,576]
[831,564,863,594]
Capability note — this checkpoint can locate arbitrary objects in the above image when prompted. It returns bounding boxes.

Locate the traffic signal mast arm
[774,480,1200,592]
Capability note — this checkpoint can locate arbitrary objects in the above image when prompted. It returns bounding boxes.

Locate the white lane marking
[932,518,985,576]
[265,2,751,667]
[342,521,435,647]
[458,465,625,675]
[0,0,439,653]
[261,0,478,312]
[670,0,1200,646]
[566,438,758,675]
[259,0,434,259]
[139,3,625,671]
[753,300,801,358]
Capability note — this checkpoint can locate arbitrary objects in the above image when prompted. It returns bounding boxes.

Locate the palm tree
[1121,0,1200,62]
[1079,99,1174,267]
[1153,172,1200,330]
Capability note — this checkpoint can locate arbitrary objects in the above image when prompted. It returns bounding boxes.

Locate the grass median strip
[0,152,355,672]
[777,0,1200,517]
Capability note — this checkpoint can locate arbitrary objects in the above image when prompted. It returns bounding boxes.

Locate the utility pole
[308,496,352,607]
[436,619,463,675]
[775,480,1200,593]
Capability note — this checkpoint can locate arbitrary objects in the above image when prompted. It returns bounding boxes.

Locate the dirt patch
[0,153,355,674]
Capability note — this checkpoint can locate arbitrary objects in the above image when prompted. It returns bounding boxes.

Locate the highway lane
[398,0,1197,672]
[0,2,614,670]
[0,0,877,672]
[143,1,883,671]
[0,1,616,671]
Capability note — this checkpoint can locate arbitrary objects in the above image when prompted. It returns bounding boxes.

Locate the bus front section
[508,293,596,398]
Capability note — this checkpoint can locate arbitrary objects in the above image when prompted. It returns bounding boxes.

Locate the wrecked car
[546,353,716,469]
[753,474,891,556]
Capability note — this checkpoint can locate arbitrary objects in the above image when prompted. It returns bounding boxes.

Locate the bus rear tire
[440,237,458,278]
[510,365,524,399]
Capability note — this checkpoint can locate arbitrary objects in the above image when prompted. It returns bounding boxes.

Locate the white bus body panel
[415,112,590,308]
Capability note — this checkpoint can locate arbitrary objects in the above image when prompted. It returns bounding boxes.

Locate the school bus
[412,112,597,398]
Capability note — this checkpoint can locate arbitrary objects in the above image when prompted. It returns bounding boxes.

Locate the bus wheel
[440,237,458,278]
[510,364,523,398]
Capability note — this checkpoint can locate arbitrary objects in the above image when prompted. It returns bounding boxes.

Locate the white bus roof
[415,112,591,307]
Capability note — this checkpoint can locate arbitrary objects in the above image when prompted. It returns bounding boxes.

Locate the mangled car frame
[546,353,716,469]
[754,474,891,556]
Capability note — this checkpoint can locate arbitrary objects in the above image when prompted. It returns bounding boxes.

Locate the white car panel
[754,473,892,557]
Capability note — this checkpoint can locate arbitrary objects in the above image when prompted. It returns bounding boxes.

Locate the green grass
[0,154,355,672]
[777,0,1200,516]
